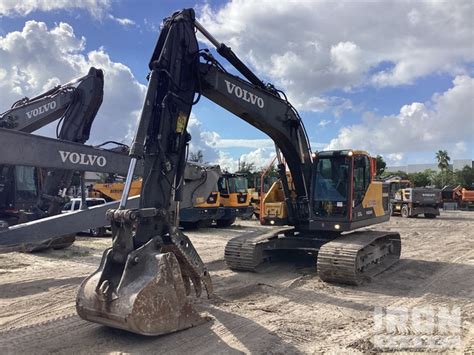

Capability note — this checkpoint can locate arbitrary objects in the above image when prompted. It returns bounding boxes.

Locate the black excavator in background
[0,67,104,249]
[73,9,401,337]
[0,68,223,249]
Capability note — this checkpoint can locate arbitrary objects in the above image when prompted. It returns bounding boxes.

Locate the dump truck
[385,177,441,218]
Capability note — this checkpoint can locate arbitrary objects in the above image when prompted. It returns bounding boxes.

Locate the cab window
[313,156,349,218]
[228,176,248,194]
[62,201,72,211]
[218,178,227,194]
[14,166,38,202]
[353,155,371,205]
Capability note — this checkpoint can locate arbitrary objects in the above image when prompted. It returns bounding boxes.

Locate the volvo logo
[26,101,57,119]
[225,80,264,108]
[59,150,107,167]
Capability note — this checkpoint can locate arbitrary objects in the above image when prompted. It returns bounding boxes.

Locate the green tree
[436,150,451,187]
[237,161,256,173]
[431,170,459,189]
[188,150,204,163]
[436,150,451,171]
[237,161,257,188]
[456,165,474,188]
[408,170,435,187]
[375,155,386,177]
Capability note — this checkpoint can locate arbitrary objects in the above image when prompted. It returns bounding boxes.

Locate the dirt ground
[0,211,473,354]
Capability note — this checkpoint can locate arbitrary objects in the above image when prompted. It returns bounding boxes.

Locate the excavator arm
[0,67,103,136]
[0,67,104,218]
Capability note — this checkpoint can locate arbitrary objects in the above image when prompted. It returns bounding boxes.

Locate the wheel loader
[216,172,254,227]
[1,9,401,337]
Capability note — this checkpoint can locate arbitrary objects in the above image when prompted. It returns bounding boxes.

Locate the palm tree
[436,150,450,171]
[436,150,451,187]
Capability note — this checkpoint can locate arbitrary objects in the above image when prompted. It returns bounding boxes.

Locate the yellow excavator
[258,151,384,226]
[2,9,401,337]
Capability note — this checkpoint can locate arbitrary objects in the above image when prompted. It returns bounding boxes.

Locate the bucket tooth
[76,240,205,336]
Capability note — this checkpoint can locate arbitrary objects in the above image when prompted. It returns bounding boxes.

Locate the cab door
[351,155,371,219]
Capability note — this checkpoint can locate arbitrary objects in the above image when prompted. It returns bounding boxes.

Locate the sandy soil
[0,211,473,354]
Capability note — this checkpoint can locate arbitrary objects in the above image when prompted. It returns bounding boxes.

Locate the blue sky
[0,0,473,170]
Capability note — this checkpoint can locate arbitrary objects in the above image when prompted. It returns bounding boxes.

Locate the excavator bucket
[76,237,206,336]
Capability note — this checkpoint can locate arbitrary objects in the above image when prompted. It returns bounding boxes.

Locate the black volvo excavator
[74,9,401,336]
[0,67,104,248]
[0,68,104,224]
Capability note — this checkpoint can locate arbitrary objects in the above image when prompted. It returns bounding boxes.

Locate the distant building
[453,159,473,170]
[387,159,473,174]
[406,164,439,173]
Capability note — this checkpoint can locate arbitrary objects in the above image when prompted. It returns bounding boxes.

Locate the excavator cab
[311,150,390,232]
[0,165,41,226]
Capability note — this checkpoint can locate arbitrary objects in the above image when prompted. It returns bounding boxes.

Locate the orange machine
[90,180,142,201]
[442,185,474,210]
[216,173,254,227]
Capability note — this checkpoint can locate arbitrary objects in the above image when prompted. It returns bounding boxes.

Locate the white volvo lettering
[225,80,265,108]
[26,101,57,119]
[59,150,107,167]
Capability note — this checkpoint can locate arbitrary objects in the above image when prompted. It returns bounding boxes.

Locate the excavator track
[317,231,401,285]
[225,228,401,286]
[225,228,292,271]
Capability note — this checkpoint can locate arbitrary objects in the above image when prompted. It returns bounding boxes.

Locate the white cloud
[108,14,135,27]
[185,116,287,171]
[0,0,110,18]
[198,1,474,110]
[187,114,219,162]
[215,148,275,172]
[330,41,362,75]
[239,147,275,170]
[318,119,331,127]
[453,141,468,156]
[386,153,405,166]
[327,75,474,157]
[0,20,146,144]
[186,116,275,170]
